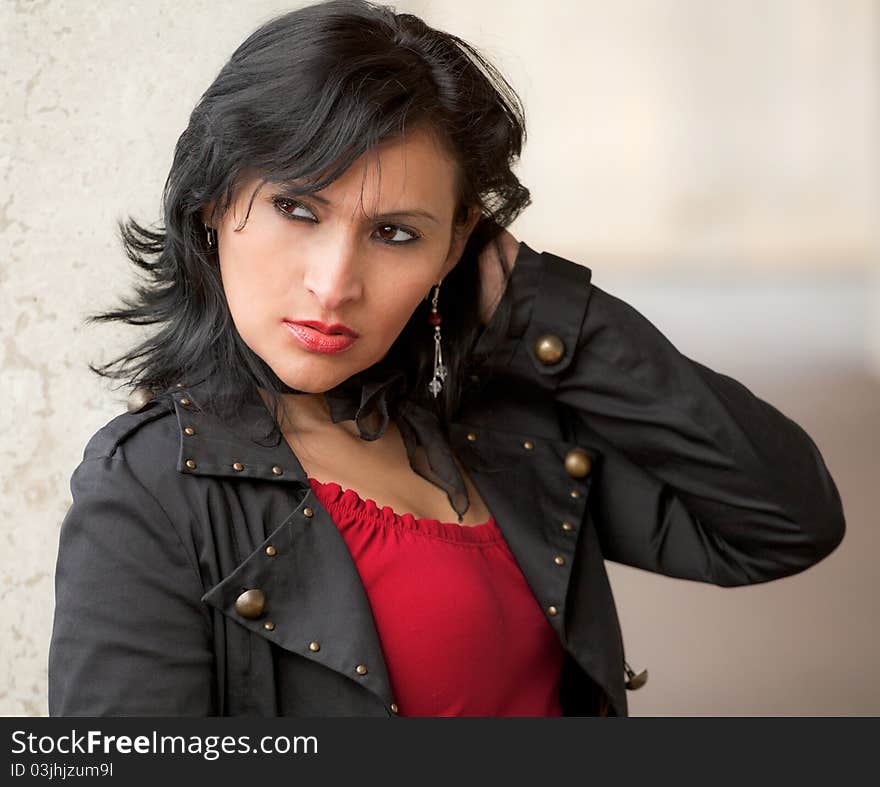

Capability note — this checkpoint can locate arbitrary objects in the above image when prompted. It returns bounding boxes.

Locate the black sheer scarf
[322,364,471,523]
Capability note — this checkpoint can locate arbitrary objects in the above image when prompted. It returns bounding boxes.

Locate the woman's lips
[284,321,357,354]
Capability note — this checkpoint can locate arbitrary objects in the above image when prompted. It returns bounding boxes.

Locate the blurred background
[2,0,877,715]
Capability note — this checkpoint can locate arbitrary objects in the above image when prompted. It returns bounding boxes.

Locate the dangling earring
[204,222,215,248]
[427,282,447,398]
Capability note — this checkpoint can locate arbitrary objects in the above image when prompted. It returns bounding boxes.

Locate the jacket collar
[168,378,311,486]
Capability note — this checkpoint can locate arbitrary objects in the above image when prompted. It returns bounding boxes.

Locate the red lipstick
[283,319,358,354]
[289,320,358,337]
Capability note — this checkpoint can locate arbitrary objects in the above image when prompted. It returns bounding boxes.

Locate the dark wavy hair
[87,0,530,438]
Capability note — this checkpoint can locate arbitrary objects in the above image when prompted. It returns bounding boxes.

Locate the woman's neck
[256,386,358,437]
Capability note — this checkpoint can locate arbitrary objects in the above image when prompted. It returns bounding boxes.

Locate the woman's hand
[476,228,521,326]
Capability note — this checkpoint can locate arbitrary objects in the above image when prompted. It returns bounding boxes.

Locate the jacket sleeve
[48,455,215,715]
[473,241,846,587]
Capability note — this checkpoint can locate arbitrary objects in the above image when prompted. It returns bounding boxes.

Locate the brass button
[303,507,313,518]
[232,462,244,471]
[180,397,191,406]
[564,448,592,478]
[265,545,277,557]
[570,489,581,499]
[355,664,368,675]
[308,641,321,652]
[466,432,477,442]
[390,702,399,714]
[127,386,154,413]
[547,605,559,617]
[234,589,266,619]
[185,459,196,469]
[523,440,534,451]
[263,620,275,631]
[184,426,195,436]
[554,555,565,566]
[533,333,565,365]
[272,466,283,475]
[561,521,574,532]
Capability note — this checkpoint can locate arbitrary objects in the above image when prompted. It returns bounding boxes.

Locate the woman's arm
[48,455,215,715]
[474,237,846,586]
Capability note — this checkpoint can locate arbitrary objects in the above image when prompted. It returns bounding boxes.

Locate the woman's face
[210,128,479,394]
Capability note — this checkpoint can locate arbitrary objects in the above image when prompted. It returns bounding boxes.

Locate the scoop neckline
[307,477,502,544]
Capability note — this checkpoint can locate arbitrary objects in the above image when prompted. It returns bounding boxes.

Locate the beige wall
[3,0,877,716]
[419,0,880,272]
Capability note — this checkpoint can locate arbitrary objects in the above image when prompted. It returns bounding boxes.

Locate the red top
[308,477,565,717]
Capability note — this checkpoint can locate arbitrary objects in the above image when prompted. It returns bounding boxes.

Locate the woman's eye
[374,224,419,245]
[273,197,316,221]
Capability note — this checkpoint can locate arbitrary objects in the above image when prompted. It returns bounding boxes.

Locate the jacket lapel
[171,381,396,709]
[199,488,397,709]
[446,411,629,716]
[446,420,596,650]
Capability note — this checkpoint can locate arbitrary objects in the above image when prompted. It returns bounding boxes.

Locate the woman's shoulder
[74,389,184,507]
[82,389,177,460]
[63,390,203,572]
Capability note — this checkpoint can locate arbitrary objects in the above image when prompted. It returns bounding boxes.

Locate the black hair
[87,0,530,439]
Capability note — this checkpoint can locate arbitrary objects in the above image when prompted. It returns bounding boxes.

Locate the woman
[47,0,845,717]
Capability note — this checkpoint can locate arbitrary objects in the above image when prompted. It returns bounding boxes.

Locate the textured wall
[2,0,877,716]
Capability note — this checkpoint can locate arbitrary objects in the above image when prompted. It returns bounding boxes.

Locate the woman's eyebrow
[291,189,439,224]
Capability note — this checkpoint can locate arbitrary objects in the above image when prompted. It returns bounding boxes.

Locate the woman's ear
[200,201,216,228]
[440,205,482,278]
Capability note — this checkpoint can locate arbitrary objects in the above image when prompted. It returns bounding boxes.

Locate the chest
[174,367,630,716]
[280,419,494,526]
[197,404,619,716]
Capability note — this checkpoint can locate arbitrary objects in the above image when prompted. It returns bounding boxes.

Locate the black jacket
[47,242,846,717]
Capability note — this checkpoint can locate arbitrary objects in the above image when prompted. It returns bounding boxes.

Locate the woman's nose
[301,239,364,311]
